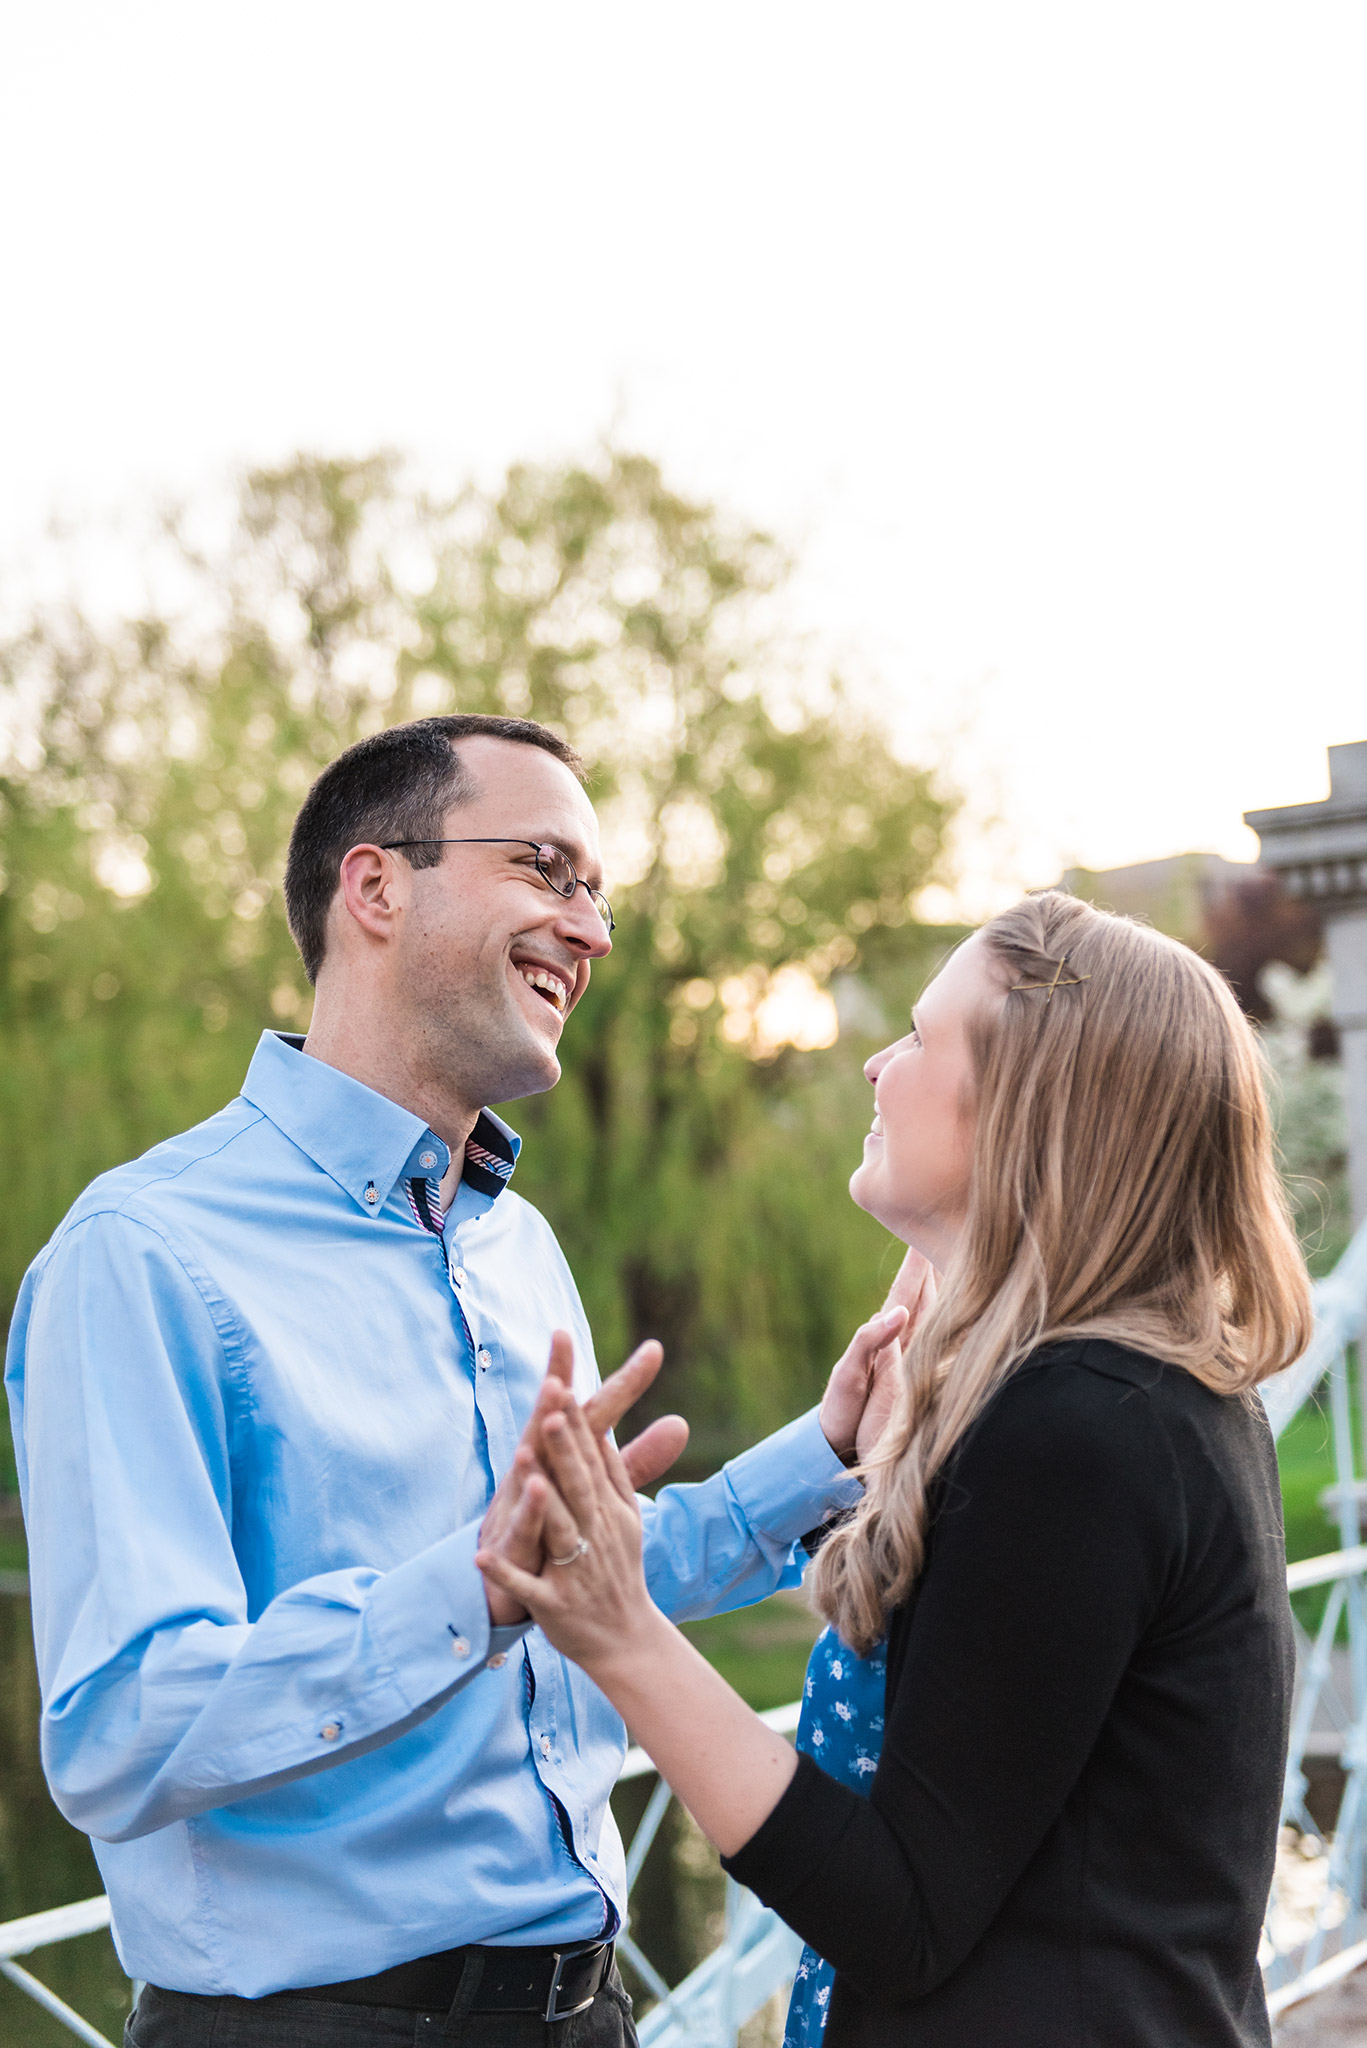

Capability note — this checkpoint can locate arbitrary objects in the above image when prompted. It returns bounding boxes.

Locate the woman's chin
[848,1156,882,1218]
[850,1157,915,1241]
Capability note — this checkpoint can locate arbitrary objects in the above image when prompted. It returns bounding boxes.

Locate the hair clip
[1009,956,1091,1003]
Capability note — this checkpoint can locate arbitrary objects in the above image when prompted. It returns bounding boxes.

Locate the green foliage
[0,450,956,1472]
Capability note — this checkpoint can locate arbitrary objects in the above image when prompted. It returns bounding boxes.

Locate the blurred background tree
[0,449,957,1482]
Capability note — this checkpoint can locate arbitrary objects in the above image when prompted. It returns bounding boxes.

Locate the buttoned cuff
[367,1519,504,1705]
[723,1408,863,1549]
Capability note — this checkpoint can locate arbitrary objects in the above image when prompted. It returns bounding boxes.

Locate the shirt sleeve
[640,1409,863,1623]
[721,1364,1179,2003]
[14,1212,511,1844]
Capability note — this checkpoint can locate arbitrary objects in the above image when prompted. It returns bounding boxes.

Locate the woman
[479,892,1311,2047]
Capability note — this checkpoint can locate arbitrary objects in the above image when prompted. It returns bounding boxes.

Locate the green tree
[0,450,955,1479]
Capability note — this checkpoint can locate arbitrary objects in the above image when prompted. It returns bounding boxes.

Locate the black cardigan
[723,1339,1293,2048]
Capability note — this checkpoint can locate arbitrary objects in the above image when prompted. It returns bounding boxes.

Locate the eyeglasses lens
[537,845,613,928]
[538,847,576,897]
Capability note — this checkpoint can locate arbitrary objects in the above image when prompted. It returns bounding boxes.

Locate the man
[6,714,905,2047]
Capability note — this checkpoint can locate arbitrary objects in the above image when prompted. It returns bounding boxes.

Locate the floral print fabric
[782,1625,887,2048]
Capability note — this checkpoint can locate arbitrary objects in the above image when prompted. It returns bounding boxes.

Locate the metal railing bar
[1267,1931,1367,2019]
[0,1895,111,1960]
[616,1930,676,2008]
[1260,1215,1367,1440]
[624,1775,674,1891]
[0,1958,119,2048]
[1283,1580,1350,1825]
[1329,1349,1363,1552]
[1286,1545,1367,1593]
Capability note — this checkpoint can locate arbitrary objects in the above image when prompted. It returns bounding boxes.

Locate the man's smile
[509,951,572,1016]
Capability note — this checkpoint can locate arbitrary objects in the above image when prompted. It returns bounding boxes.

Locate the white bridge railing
[5,1216,1367,2044]
[1259,1213,1367,2023]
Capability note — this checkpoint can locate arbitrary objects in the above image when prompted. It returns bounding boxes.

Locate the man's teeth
[871,1112,884,1135]
[520,966,568,1011]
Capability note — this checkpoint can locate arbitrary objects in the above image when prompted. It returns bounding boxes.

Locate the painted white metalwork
[619,1704,803,2047]
[1261,1212,1367,2020]
[0,1895,119,2046]
[4,1219,1367,2042]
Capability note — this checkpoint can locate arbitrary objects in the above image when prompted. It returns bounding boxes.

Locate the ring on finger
[549,1535,591,1567]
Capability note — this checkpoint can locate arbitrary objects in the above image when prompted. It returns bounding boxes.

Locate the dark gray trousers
[125,1970,638,2048]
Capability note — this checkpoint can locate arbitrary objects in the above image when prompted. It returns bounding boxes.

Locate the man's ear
[336,844,409,946]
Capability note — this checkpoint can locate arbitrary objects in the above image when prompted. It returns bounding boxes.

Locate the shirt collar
[239,1032,520,1217]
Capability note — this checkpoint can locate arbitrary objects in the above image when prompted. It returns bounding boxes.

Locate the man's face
[392,737,612,1109]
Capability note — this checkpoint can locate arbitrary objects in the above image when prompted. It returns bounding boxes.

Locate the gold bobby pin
[1009,955,1091,1003]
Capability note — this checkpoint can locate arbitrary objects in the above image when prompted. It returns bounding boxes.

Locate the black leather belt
[271,1939,614,2022]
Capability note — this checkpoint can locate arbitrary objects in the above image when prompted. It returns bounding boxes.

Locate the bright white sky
[2,2,1365,909]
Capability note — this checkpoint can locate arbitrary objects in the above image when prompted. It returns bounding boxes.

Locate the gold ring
[549,1535,591,1567]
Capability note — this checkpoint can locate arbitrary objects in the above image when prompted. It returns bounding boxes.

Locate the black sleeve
[722,1362,1180,2005]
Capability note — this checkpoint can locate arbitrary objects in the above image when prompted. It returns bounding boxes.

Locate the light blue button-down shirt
[5,1031,856,1998]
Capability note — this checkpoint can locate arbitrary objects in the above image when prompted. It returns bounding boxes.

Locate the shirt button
[450,1636,470,1659]
[477,1348,492,1370]
[540,1735,552,1761]
[419,1150,437,1169]
[488,1652,507,1670]
[452,1267,467,1287]
[363,1184,377,1205]
[321,1722,342,1742]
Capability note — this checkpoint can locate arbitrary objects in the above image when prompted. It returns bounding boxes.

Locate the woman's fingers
[541,1407,608,1531]
[598,1428,640,1507]
[539,1476,585,1561]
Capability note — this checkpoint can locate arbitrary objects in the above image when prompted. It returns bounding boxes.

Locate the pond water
[0,1587,819,2046]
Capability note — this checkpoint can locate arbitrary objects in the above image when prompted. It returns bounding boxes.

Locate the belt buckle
[544,1942,606,2024]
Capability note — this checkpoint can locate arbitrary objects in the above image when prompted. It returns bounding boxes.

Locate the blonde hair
[812,889,1314,1655]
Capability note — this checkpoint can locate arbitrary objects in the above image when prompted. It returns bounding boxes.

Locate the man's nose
[554,891,613,960]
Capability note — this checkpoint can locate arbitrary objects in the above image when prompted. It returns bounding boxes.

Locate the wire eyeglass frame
[380,837,615,931]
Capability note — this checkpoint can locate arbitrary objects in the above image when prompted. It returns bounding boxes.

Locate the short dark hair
[283,714,585,984]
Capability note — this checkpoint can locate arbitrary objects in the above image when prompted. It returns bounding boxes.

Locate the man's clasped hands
[475,1248,935,1683]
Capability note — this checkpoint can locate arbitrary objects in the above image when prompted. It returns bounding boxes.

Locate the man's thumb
[619,1415,690,1490]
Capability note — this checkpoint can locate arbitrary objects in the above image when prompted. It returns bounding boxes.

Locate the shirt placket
[407,1171,611,1924]
[405,1177,499,1455]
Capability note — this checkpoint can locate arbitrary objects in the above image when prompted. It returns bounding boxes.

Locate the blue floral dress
[782,1626,888,2048]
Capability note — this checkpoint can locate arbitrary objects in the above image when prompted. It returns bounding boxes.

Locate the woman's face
[849,932,1002,1264]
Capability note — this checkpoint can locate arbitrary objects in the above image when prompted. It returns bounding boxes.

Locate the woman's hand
[819,1247,938,1466]
[479,1329,688,1626]
[476,1394,659,1682]
[479,1395,801,1859]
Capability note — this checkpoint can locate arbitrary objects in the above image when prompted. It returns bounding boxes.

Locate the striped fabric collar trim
[462,1111,517,1198]
[404,1110,517,1234]
[406,1177,443,1237]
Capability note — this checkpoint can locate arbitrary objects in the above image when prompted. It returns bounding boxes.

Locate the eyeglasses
[380,838,615,932]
